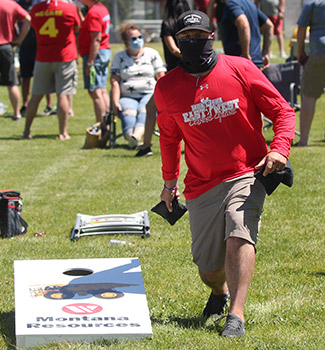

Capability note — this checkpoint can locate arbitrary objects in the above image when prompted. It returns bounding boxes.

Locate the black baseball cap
[176,10,213,35]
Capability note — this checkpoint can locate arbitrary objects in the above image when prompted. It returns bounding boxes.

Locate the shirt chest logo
[200,84,209,90]
[182,97,239,126]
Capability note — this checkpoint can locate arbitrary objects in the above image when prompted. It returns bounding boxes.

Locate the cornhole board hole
[14,258,152,347]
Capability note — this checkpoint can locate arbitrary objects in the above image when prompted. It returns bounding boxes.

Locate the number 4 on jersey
[39,18,59,38]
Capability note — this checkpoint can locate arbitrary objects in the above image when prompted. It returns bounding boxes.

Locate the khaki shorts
[32,60,77,95]
[301,54,325,99]
[186,174,266,273]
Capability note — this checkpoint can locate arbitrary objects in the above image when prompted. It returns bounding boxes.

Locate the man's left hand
[255,151,287,176]
[161,186,180,212]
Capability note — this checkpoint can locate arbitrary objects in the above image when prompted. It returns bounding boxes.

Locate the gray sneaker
[221,313,245,337]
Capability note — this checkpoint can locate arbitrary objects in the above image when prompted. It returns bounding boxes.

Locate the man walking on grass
[155,10,296,337]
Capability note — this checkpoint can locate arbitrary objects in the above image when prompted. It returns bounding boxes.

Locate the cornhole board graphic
[14,258,152,347]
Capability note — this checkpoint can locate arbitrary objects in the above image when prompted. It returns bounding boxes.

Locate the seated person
[110,23,166,149]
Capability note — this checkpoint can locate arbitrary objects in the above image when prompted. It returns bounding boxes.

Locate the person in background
[18,1,61,118]
[207,0,225,40]
[17,0,36,116]
[221,0,274,69]
[160,0,191,72]
[295,0,325,147]
[44,1,82,119]
[136,0,190,158]
[23,0,80,140]
[288,25,310,61]
[60,0,83,118]
[110,23,166,149]
[194,0,210,13]
[255,0,287,58]
[155,10,296,338]
[0,0,31,121]
[78,0,111,126]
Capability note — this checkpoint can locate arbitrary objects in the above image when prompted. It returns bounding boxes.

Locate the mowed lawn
[0,41,324,350]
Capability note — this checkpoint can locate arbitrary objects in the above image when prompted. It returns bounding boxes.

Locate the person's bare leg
[46,93,53,110]
[143,95,157,148]
[101,88,110,114]
[68,94,74,117]
[297,95,316,146]
[278,34,286,57]
[225,237,255,322]
[23,94,43,138]
[57,93,70,140]
[88,89,106,123]
[133,125,145,143]
[8,85,21,117]
[199,266,228,295]
[21,77,31,108]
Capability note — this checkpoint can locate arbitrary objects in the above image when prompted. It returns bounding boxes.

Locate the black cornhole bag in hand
[151,197,187,225]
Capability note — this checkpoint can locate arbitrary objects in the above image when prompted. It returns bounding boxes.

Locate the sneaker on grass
[136,146,153,157]
[221,313,245,338]
[203,292,229,318]
[128,135,139,149]
[41,106,53,116]
[20,106,26,116]
[12,114,22,121]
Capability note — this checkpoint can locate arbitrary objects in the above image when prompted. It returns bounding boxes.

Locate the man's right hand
[298,51,308,66]
[262,54,270,69]
[112,102,122,116]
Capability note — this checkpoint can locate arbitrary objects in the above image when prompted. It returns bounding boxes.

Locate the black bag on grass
[0,190,28,238]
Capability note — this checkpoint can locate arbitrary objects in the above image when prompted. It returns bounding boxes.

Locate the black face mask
[178,38,218,74]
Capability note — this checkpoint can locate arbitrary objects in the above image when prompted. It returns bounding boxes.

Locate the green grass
[0,40,324,349]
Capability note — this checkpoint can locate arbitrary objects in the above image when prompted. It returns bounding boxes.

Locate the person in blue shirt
[295,0,325,147]
[221,0,273,69]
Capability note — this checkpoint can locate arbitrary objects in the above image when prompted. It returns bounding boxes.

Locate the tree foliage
[102,0,134,24]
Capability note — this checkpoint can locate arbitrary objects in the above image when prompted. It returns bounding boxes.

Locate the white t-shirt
[110,47,166,98]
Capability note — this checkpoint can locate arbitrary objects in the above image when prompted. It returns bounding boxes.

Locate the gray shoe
[221,313,245,337]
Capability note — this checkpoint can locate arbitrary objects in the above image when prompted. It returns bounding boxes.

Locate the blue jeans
[119,94,152,135]
[82,48,111,91]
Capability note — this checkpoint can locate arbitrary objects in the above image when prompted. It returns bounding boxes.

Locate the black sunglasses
[130,35,143,41]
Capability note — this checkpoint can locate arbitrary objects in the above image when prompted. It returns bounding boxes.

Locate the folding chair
[263,61,301,136]
[108,112,123,148]
[106,89,123,149]
[107,94,160,149]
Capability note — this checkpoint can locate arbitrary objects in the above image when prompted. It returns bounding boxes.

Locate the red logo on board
[62,303,103,315]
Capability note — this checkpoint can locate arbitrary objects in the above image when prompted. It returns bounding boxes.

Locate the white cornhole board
[14,258,152,347]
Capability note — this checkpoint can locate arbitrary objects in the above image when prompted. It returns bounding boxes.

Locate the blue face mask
[129,36,144,52]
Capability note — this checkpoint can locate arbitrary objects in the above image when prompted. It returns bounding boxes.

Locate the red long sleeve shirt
[155,54,296,200]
